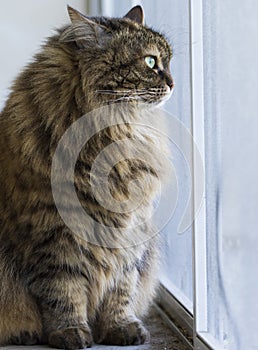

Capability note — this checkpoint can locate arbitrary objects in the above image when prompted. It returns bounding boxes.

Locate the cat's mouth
[140,85,173,105]
[158,85,174,106]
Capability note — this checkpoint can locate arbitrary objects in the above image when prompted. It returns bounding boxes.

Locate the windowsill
[0,308,188,350]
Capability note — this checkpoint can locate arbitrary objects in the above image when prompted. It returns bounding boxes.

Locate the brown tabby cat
[0,5,173,349]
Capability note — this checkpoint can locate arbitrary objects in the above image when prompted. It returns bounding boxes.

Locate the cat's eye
[144,56,156,69]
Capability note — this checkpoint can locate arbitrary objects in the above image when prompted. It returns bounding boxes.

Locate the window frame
[155,0,212,347]
[87,1,215,348]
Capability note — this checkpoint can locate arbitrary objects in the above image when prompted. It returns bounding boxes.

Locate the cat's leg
[133,241,160,319]
[25,245,92,350]
[29,270,92,349]
[0,265,42,345]
[94,266,150,346]
[94,240,159,346]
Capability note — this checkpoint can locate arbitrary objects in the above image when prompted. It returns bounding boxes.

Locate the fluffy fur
[0,6,173,349]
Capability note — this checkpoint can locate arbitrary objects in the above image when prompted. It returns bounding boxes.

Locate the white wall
[0,0,86,110]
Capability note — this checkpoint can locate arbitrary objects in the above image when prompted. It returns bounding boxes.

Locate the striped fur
[0,6,172,349]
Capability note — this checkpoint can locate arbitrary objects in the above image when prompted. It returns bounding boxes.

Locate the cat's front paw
[9,330,41,345]
[99,320,150,346]
[48,326,92,349]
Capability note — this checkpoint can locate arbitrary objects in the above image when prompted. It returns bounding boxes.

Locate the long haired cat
[0,5,173,349]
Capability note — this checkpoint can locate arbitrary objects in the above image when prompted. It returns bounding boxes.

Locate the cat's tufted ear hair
[67,6,93,24]
[61,6,107,48]
[124,5,144,25]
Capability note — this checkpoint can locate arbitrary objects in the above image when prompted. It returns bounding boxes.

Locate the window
[97,0,194,314]
[96,0,258,349]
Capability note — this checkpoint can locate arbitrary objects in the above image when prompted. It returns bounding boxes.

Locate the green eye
[145,56,156,69]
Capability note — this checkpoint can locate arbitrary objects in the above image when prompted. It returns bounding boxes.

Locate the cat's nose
[166,74,174,90]
[158,68,174,90]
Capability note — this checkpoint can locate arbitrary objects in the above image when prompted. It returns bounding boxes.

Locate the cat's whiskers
[108,95,143,104]
[96,87,168,104]
[96,89,164,97]
[96,90,150,103]
[96,89,149,95]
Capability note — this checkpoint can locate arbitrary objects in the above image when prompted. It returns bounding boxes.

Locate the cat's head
[60,6,173,106]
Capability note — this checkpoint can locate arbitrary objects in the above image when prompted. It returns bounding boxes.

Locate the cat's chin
[149,90,173,109]
[158,93,173,107]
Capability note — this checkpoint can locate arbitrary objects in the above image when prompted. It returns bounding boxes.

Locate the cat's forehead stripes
[91,16,172,61]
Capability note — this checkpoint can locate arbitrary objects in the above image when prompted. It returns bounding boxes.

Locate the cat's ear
[63,6,106,48]
[124,5,144,25]
[67,6,91,24]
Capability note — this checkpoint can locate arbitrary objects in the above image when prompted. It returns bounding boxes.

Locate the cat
[0,5,173,349]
